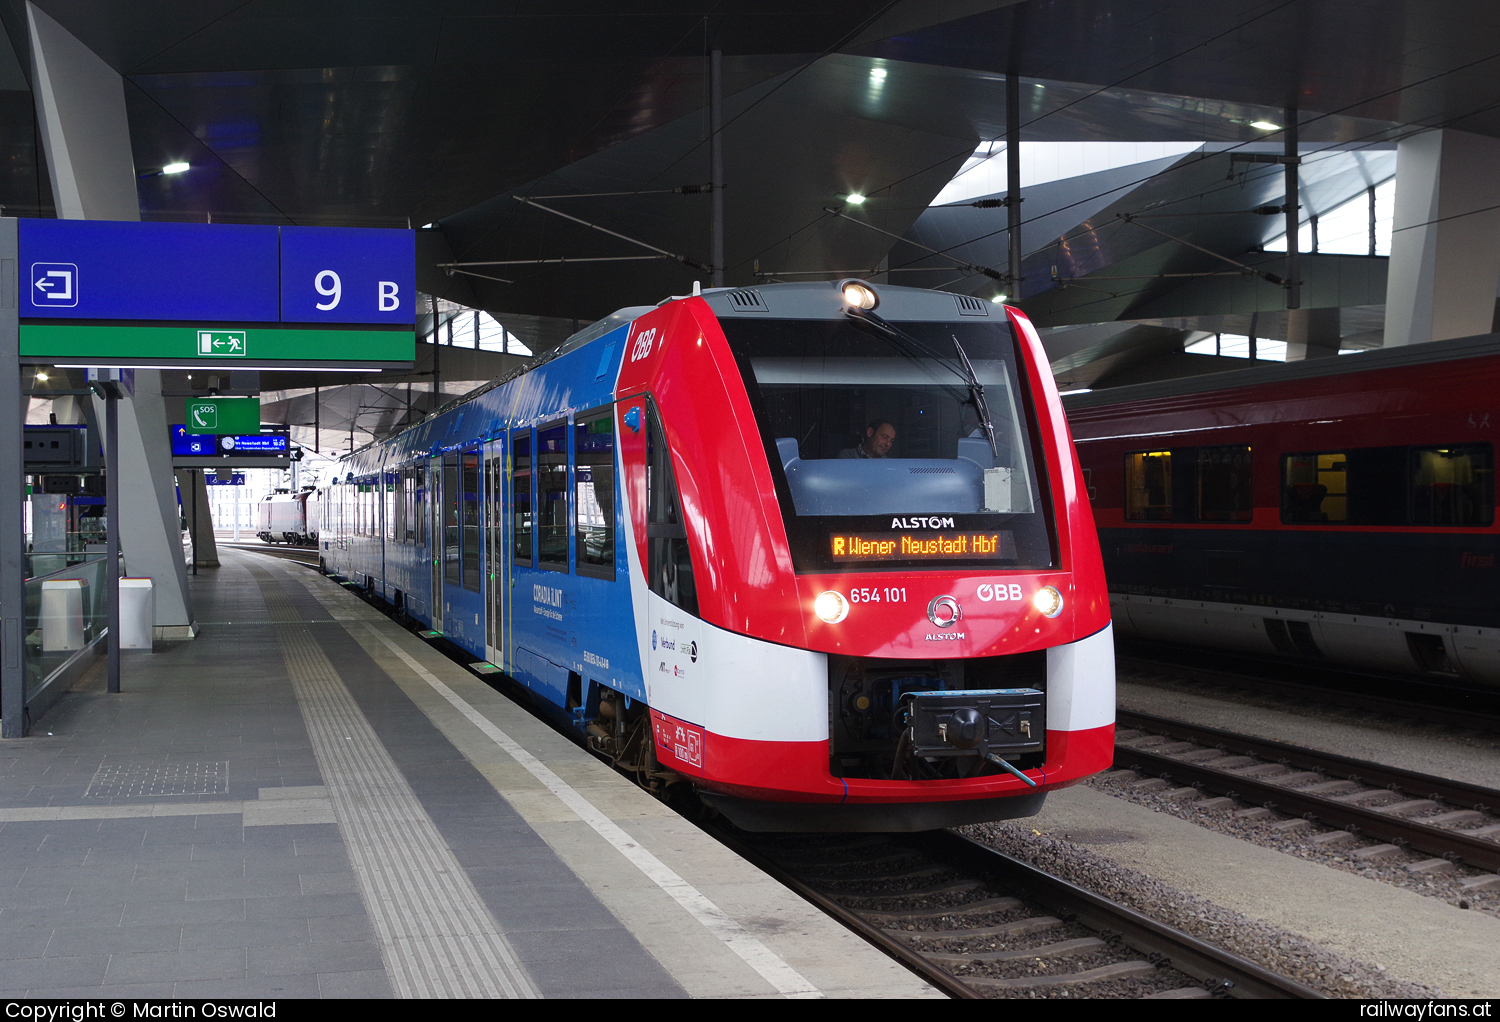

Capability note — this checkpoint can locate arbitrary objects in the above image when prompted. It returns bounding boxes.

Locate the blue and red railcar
[318,281,1115,830]
[1064,334,1500,685]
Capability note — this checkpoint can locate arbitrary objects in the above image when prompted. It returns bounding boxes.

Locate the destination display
[830,531,1017,562]
[171,425,287,457]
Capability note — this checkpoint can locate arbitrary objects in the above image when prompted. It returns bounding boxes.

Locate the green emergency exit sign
[185,397,261,435]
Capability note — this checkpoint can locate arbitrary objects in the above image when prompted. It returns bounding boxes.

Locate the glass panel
[537,421,569,570]
[1283,453,1347,523]
[1125,451,1172,521]
[1410,445,1494,525]
[575,411,616,580]
[1197,445,1253,522]
[414,465,426,546]
[25,555,109,699]
[462,449,481,592]
[512,431,533,565]
[719,317,1051,572]
[444,454,460,585]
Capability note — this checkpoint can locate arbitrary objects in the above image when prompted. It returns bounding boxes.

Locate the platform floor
[0,550,938,999]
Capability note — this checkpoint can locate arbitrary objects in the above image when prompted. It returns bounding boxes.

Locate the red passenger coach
[611,281,1114,830]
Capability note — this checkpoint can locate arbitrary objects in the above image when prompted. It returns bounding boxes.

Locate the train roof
[1061,331,1500,411]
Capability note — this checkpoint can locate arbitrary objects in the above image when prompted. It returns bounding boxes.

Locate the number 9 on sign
[315,270,341,310]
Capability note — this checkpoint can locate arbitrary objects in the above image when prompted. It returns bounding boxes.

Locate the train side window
[1197,445,1253,522]
[513,430,533,566]
[1409,444,1494,526]
[443,453,461,585]
[390,471,402,543]
[537,420,570,572]
[1282,453,1347,523]
[1124,450,1172,521]
[574,408,616,581]
[461,448,482,592]
[414,464,426,547]
[646,401,699,615]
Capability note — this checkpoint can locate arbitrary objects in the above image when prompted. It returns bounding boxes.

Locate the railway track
[1113,709,1500,883]
[714,825,1322,999]
[220,541,320,567]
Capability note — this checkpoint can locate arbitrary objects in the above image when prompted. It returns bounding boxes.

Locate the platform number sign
[312,270,400,313]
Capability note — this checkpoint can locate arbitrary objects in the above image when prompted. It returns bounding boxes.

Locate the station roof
[11,1,1500,440]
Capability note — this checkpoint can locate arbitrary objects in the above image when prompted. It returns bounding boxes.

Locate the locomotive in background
[256,489,319,545]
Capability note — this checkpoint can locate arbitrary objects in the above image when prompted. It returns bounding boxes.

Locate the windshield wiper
[844,307,999,458]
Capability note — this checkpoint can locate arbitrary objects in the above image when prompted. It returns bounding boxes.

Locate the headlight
[814,590,849,623]
[1032,585,1064,618]
[840,280,879,311]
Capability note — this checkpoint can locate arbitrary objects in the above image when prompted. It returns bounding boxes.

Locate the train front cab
[613,282,1115,831]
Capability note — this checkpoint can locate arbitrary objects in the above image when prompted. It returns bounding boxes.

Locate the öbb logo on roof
[630,327,658,363]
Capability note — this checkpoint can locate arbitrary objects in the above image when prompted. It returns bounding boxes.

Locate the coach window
[1124,451,1172,521]
[1197,446,1253,522]
[575,408,616,581]
[513,430,533,566]
[1410,445,1494,526]
[462,448,482,591]
[537,421,570,572]
[386,471,398,542]
[1282,453,1347,523]
[443,453,461,585]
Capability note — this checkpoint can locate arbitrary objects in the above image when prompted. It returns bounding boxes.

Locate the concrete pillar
[94,373,194,636]
[1285,307,1341,361]
[174,470,219,569]
[29,2,195,637]
[1383,129,1500,346]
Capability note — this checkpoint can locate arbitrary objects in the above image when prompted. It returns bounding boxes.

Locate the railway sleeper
[834,878,983,906]
[860,896,1023,924]
[962,959,1159,989]
[887,915,1063,941]
[925,935,1107,966]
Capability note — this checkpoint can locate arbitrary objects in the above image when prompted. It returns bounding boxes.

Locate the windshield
[720,316,1055,572]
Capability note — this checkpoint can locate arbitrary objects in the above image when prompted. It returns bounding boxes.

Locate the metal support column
[710,47,725,289]
[1006,74,1022,296]
[1284,109,1301,310]
[0,220,21,736]
[105,389,119,693]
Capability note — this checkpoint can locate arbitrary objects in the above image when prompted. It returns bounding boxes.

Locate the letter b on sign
[379,281,399,311]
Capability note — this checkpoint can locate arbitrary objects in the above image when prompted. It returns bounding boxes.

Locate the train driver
[839,419,897,460]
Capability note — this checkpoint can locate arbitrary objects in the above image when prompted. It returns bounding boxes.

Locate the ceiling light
[991,294,1007,304]
[840,280,879,311]
[162,162,190,174]
[34,371,48,381]
[1249,121,1281,131]
[870,68,887,80]
[845,193,866,205]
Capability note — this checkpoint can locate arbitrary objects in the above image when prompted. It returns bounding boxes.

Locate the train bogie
[319,282,1115,830]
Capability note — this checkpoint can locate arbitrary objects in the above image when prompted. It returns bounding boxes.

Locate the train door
[428,455,443,632]
[484,437,504,665]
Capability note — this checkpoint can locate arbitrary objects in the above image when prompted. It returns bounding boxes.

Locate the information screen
[830,531,1016,563]
[171,425,288,457]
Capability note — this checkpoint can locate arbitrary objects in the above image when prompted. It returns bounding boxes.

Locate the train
[1064,332,1500,686]
[315,280,1115,831]
[256,489,319,545]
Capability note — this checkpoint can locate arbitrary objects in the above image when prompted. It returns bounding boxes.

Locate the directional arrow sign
[30,263,76,307]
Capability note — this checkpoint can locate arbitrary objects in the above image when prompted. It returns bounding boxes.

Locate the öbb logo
[630,327,659,362]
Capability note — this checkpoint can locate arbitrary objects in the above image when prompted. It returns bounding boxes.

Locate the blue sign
[205,473,246,486]
[280,227,415,325]
[171,425,288,457]
[21,220,280,322]
[19,220,414,327]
